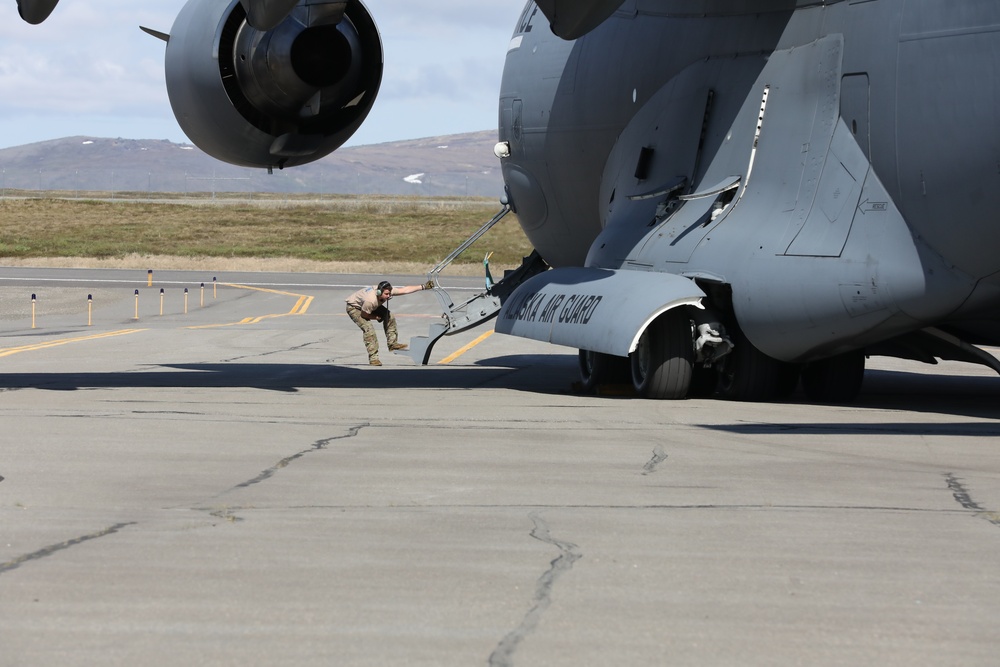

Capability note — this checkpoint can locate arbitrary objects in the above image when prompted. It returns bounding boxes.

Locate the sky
[0,0,526,149]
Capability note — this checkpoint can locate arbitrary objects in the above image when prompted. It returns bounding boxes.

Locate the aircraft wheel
[802,351,865,403]
[578,349,629,392]
[630,309,693,399]
[688,366,719,398]
[717,325,791,401]
[775,364,802,399]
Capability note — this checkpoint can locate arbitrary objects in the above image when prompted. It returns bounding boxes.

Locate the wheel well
[693,280,734,325]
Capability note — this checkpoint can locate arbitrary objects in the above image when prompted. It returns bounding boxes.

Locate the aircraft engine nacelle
[164,0,382,169]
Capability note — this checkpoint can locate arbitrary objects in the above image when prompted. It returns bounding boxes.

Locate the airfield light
[88,294,92,326]
[134,290,139,320]
[160,288,165,316]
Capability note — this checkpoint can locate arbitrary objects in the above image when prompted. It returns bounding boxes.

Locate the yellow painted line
[0,329,147,358]
[187,283,314,329]
[437,330,494,365]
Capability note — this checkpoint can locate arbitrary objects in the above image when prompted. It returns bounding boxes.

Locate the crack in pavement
[221,339,326,364]
[489,512,582,667]
[223,423,371,493]
[641,445,668,475]
[944,472,1000,527]
[4,424,369,570]
[0,522,136,576]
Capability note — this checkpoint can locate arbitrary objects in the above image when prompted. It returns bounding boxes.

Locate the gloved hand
[423,280,435,291]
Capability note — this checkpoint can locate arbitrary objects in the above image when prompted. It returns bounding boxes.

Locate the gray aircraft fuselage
[18,0,997,399]
[497,0,1000,368]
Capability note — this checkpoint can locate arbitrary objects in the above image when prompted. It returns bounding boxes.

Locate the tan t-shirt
[345,286,381,314]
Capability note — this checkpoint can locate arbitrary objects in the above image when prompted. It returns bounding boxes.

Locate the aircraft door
[501,95,553,238]
[499,97,524,155]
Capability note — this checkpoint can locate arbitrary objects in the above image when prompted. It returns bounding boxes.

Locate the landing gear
[687,365,720,397]
[802,350,865,403]
[580,306,864,403]
[717,325,797,402]
[629,309,693,399]
[578,349,629,391]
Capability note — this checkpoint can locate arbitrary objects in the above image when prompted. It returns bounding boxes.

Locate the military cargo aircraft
[16,0,1000,402]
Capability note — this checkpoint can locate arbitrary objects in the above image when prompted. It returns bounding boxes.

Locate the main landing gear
[578,310,867,402]
[577,309,698,399]
[629,308,694,399]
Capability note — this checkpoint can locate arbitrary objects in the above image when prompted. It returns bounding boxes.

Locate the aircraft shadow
[0,355,579,395]
[1,362,997,429]
[704,421,1000,437]
[844,369,1000,418]
[703,369,1000,436]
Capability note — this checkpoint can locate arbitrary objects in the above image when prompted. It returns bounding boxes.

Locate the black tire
[775,364,802,399]
[717,325,793,402]
[578,349,629,392]
[630,309,693,399]
[802,351,865,403]
[688,366,719,398]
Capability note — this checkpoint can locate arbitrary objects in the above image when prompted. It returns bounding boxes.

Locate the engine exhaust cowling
[164,0,382,169]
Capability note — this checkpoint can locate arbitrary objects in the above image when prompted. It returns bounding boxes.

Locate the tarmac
[2,266,1000,666]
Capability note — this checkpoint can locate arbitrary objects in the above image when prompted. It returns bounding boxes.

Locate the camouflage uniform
[345,285,400,363]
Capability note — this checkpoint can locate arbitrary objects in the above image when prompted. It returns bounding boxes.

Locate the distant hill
[0,130,505,198]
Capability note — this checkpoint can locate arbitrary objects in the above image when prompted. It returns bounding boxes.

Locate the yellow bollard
[213,277,217,299]
[87,294,92,326]
[159,288,165,316]
[31,293,36,329]
[184,288,189,314]
[134,290,139,320]
[200,283,205,307]
[147,269,153,287]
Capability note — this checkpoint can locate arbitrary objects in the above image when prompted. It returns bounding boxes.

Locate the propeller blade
[139,26,170,44]
[17,0,60,24]
[240,0,300,31]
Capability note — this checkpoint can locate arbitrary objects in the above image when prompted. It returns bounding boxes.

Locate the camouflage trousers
[346,305,398,361]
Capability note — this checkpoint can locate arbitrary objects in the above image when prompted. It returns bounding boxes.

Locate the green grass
[0,194,533,266]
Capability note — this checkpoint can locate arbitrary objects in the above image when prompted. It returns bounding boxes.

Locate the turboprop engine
[163,0,382,169]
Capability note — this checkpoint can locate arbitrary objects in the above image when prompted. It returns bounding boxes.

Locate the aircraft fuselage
[499,0,1000,365]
